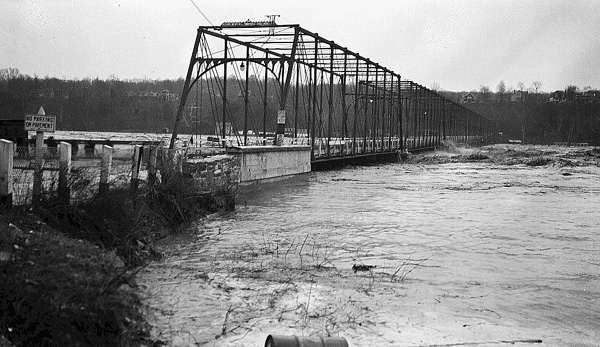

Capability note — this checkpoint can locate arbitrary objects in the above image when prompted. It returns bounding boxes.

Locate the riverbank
[0,165,236,346]
[0,208,152,346]
[138,144,599,347]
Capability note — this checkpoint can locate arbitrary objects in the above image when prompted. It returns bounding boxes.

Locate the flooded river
[138,145,600,347]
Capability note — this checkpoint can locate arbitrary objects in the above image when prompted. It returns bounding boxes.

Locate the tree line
[0,68,184,133]
[436,81,600,145]
[1,68,599,145]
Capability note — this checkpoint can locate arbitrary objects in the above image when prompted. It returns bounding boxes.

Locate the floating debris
[352,264,376,273]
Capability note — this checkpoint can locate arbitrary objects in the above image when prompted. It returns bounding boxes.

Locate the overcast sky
[2,0,599,92]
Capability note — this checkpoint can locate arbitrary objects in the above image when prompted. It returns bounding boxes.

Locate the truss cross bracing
[170,23,496,162]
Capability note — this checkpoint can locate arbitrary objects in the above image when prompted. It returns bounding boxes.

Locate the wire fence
[10,145,154,206]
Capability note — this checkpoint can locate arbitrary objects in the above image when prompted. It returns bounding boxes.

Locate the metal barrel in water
[264,335,349,347]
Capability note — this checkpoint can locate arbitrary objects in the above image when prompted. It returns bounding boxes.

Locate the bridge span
[169,22,496,167]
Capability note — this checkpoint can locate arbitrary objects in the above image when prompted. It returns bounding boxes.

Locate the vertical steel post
[398,77,404,152]
[372,68,379,153]
[434,95,438,145]
[352,57,359,154]
[428,94,433,147]
[389,78,393,150]
[420,86,425,148]
[341,53,348,145]
[307,59,312,141]
[440,96,445,144]
[222,38,228,146]
[244,46,249,146]
[294,62,300,140]
[319,70,324,142]
[363,63,370,153]
[428,93,432,147]
[263,52,269,143]
[381,71,387,151]
[427,93,432,147]
[410,84,415,148]
[311,40,318,160]
[327,46,334,158]
[413,84,418,148]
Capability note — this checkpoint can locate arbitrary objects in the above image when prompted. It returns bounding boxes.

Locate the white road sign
[25,114,56,132]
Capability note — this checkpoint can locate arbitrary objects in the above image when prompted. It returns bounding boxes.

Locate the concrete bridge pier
[227,145,311,192]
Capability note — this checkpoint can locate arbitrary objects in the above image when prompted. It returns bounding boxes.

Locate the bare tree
[479,85,491,101]
[532,81,543,93]
[430,82,441,92]
[0,68,20,91]
[0,67,20,81]
[496,80,506,101]
[517,81,525,91]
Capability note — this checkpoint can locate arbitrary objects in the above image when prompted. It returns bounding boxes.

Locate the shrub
[466,152,489,160]
[526,157,552,166]
[0,215,151,347]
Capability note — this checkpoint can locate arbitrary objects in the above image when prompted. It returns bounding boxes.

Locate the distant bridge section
[170,22,495,164]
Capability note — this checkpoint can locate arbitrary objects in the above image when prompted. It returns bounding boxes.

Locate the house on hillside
[549,90,566,102]
[577,90,600,103]
[159,89,178,101]
[549,89,599,103]
[460,93,475,103]
[511,90,528,102]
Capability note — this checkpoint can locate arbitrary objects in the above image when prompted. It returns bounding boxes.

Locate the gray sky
[2,0,600,92]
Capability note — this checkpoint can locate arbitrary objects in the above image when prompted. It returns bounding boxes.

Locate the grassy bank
[0,169,236,346]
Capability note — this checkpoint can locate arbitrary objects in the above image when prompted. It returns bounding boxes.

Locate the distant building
[125,89,178,101]
[549,89,599,103]
[549,90,565,102]
[0,119,27,145]
[511,90,528,102]
[461,93,475,103]
[159,89,178,101]
[576,90,600,103]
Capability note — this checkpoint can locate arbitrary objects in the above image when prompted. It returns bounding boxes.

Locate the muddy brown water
[139,149,600,347]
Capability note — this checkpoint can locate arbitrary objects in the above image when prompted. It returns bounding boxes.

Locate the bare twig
[299,233,309,268]
[221,305,234,336]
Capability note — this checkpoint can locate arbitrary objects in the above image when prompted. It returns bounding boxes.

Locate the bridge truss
[170,23,496,163]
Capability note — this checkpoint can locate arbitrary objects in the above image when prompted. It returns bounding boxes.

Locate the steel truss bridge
[170,22,496,165]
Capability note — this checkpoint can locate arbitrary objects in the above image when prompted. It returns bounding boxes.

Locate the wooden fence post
[0,139,14,208]
[99,145,113,196]
[58,141,72,205]
[32,131,44,205]
[130,145,143,198]
[177,150,183,173]
[148,146,157,187]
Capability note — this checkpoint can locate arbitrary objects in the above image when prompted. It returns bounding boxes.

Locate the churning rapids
[138,145,600,347]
